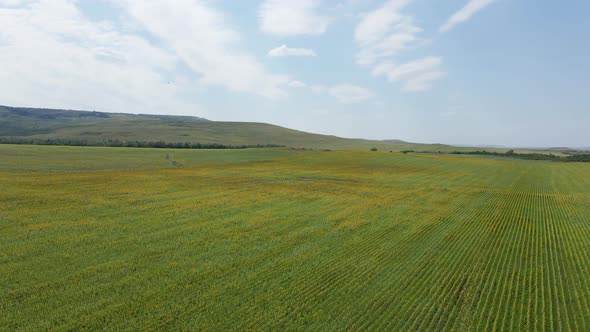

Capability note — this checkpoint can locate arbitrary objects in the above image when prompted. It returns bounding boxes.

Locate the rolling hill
[0,105,469,152]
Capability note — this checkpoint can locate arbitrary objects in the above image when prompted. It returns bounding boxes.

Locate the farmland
[2,144,590,330]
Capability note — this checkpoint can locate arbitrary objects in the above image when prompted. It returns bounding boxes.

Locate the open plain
[2,145,590,330]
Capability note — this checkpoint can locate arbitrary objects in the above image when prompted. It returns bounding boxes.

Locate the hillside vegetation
[2,145,590,330]
[0,105,478,152]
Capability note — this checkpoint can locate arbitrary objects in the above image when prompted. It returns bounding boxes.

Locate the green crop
[2,144,590,330]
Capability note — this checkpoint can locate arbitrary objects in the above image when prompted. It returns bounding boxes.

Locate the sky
[0,0,589,147]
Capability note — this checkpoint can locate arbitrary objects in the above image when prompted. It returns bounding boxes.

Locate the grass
[2,144,590,330]
[1,105,495,152]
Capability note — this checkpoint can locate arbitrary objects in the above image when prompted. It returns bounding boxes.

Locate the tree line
[449,150,590,162]
[399,149,590,162]
[0,137,283,149]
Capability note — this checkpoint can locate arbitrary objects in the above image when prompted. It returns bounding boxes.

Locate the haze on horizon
[0,0,588,148]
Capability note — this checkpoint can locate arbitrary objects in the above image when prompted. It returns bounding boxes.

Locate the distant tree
[0,137,284,150]
[370,147,378,151]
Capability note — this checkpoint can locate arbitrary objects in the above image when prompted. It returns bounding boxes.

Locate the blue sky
[0,0,588,147]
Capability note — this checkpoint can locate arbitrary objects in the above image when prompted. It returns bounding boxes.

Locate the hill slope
[0,105,491,152]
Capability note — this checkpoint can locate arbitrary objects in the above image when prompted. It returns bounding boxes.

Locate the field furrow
[2,146,590,330]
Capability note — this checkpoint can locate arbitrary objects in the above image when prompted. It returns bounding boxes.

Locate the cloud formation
[354,0,417,65]
[0,0,34,5]
[312,84,375,104]
[402,70,446,92]
[0,0,192,114]
[259,0,330,36]
[354,0,444,92]
[268,45,317,57]
[121,0,289,99]
[0,0,292,118]
[440,0,496,33]
[372,56,445,91]
[287,80,307,88]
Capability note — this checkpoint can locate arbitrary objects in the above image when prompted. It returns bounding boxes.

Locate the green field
[3,144,590,330]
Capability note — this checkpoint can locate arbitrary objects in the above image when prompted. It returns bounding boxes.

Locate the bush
[370,147,378,151]
[0,137,284,150]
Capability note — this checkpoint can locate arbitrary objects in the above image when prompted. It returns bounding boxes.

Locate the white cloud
[372,56,442,81]
[440,0,496,33]
[354,0,418,65]
[268,45,317,57]
[371,57,445,92]
[402,71,446,92]
[0,0,195,114]
[0,0,34,6]
[121,0,288,99]
[288,80,306,88]
[312,84,375,104]
[259,0,330,36]
[0,0,291,118]
[354,0,444,92]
